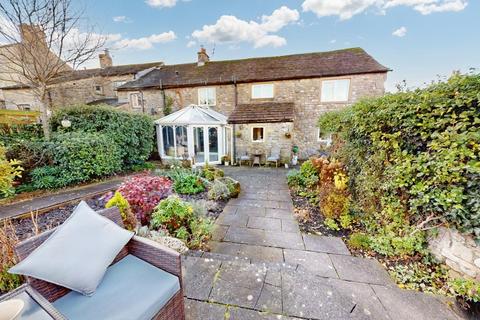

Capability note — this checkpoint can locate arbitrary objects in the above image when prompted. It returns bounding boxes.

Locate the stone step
[182,252,460,320]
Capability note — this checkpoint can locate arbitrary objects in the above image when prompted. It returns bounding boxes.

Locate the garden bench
[13,207,185,320]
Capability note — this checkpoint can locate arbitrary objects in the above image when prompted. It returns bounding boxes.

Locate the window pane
[252,127,264,141]
[194,127,205,163]
[208,127,218,162]
[175,126,188,158]
[321,79,350,102]
[162,126,174,156]
[198,87,216,106]
[252,84,273,99]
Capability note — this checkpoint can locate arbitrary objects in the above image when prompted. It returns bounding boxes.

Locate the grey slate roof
[118,48,389,91]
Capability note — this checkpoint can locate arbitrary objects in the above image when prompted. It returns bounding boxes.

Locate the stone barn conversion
[117,47,390,162]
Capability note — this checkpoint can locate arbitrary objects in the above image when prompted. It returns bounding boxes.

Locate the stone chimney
[99,49,113,68]
[19,24,47,47]
[197,46,209,66]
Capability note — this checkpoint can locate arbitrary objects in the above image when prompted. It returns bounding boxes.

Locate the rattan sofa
[14,207,185,320]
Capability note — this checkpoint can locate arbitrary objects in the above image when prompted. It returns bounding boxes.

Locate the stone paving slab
[224,227,305,250]
[372,285,460,320]
[182,255,221,300]
[281,220,300,233]
[212,225,229,241]
[217,211,249,227]
[209,241,284,263]
[236,206,267,217]
[329,254,392,286]
[303,234,351,255]
[247,216,282,231]
[283,249,337,278]
[185,299,227,320]
[210,261,267,309]
[265,208,296,221]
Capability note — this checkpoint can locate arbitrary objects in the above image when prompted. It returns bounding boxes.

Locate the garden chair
[237,152,251,166]
[13,207,185,320]
[266,147,281,168]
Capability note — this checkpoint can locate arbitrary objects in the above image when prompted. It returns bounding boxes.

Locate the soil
[11,195,108,242]
[290,188,350,238]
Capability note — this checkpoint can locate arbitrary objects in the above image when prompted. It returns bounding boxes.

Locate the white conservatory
[155,105,232,165]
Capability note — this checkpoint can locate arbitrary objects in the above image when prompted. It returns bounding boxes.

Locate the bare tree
[0,0,105,138]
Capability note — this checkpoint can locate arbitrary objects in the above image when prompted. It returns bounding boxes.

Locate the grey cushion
[53,255,180,320]
[9,201,134,296]
[267,156,279,161]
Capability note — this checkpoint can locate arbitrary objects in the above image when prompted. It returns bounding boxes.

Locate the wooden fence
[0,109,41,125]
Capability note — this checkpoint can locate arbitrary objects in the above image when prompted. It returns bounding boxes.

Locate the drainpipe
[232,76,238,164]
[159,79,166,115]
[140,90,145,114]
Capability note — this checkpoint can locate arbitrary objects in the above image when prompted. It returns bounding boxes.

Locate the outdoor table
[0,284,66,320]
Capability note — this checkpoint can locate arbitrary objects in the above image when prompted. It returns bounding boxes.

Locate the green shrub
[319,72,480,242]
[299,160,319,188]
[49,132,122,184]
[287,169,303,187]
[174,174,205,194]
[6,139,51,183]
[50,105,154,167]
[222,177,241,198]
[201,164,224,181]
[30,166,68,189]
[208,180,230,200]
[0,144,23,198]
[151,196,212,248]
[348,233,371,250]
[449,278,480,303]
[105,191,138,230]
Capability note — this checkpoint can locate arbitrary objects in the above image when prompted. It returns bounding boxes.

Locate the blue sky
[81,0,479,91]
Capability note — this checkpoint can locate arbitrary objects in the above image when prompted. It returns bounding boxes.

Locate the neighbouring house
[0,24,72,109]
[1,48,163,111]
[117,47,389,164]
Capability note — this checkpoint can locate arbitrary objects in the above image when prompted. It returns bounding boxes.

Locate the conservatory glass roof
[155,104,227,125]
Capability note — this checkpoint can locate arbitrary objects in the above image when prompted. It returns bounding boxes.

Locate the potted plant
[222,155,231,166]
[291,145,299,166]
[235,131,242,138]
[285,132,291,139]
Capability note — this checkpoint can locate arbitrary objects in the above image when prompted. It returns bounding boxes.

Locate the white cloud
[191,6,299,48]
[113,16,132,23]
[186,40,196,48]
[330,39,337,43]
[114,31,176,50]
[146,0,177,8]
[302,0,379,20]
[392,26,407,37]
[302,0,468,20]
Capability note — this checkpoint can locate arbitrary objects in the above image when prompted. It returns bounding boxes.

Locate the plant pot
[292,155,298,166]
[284,163,289,169]
[224,161,230,166]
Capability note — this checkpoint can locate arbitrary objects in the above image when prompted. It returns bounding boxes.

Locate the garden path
[0,178,122,220]
[183,167,463,320]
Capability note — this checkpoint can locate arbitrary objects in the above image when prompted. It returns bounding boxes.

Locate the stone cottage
[117,47,389,162]
[1,49,162,110]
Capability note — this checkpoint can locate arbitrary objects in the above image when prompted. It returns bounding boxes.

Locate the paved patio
[183,167,462,320]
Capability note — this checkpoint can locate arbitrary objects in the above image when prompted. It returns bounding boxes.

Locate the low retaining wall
[428,227,480,280]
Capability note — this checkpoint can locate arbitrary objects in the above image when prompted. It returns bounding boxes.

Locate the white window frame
[94,85,103,94]
[17,104,31,111]
[317,128,332,146]
[251,83,274,99]
[320,78,350,103]
[198,87,216,106]
[251,126,265,142]
[129,92,141,109]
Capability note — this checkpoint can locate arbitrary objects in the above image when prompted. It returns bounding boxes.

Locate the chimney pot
[99,49,113,68]
[197,46,209,66]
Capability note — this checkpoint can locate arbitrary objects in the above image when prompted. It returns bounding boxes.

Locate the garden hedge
[318,72,480,242]
[50,105,154,167]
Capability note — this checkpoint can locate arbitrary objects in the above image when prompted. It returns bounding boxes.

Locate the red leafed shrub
[117,174,172,225]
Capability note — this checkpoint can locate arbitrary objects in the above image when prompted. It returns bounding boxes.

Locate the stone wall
[2,88,42,110]
[234,122,294,164]
[120,72,386,159]
[429,227,480,280]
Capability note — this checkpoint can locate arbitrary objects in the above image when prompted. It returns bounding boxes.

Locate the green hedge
[50,105,154,167]
[31,132,122,189]
[319,73,480,241]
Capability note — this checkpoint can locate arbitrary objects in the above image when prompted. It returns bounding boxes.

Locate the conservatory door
[192,125,222,165]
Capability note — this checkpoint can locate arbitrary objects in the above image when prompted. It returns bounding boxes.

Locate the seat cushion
[240,156,250,160]
[267,156,279,161]
[53,255,180,320]
[9,201,134,296]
